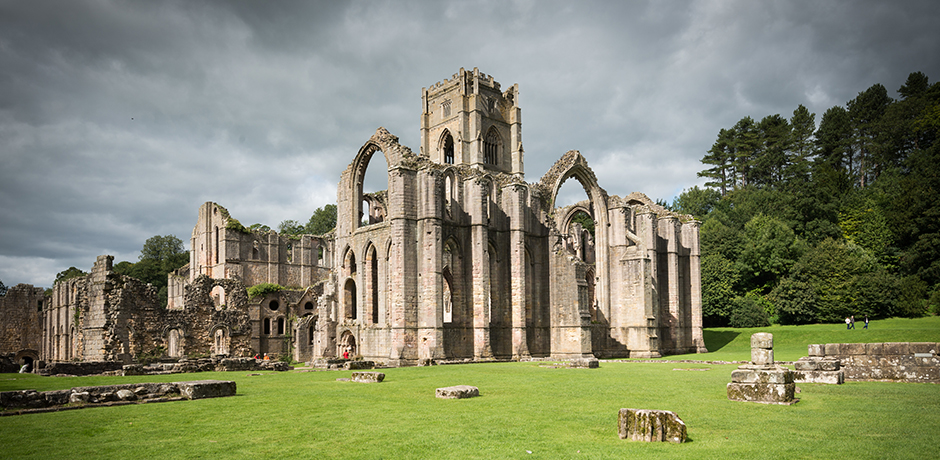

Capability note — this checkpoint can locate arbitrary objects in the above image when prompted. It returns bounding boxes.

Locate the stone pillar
[387,167,419,365]
[416,169,445,362]
[507,183,530,360]
[727,333,797,404]
[469,177,493,359]
[660,216,682,353]
[685,221,707,353]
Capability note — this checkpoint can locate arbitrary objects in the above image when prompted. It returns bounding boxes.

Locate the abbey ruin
[5,69,706,369]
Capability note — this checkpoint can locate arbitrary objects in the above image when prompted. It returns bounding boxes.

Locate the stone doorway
[339,330,357,358]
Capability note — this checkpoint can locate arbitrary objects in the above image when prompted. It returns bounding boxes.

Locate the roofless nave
[36,68,706,367]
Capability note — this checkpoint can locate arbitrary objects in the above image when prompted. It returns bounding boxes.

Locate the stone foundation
[0,380,236,415]
[793,356,844,384]
[801,342,939,383]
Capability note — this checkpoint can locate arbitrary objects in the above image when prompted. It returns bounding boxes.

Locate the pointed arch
[484,126,502,165]
[440,129,455,164]
[539,150,612,324]
[364,242,380,324]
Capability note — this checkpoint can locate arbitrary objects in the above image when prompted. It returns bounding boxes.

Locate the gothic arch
[439,129,455,164]
[560,204,594,236]
[363,242,380,324]
[539,150,612,321]
[483,126,502,166]
[343,127,415,233]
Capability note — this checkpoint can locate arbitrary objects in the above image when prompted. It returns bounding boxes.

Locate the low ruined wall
[40,361,125,376]
[807,342,939,383]
[0,380,236,414]
[41,358,288,376]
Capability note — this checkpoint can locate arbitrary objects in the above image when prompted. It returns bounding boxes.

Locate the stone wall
[806,342,939,383]
[0,284,45,368]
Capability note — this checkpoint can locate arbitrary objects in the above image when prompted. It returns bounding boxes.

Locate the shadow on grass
[703,330,740,352]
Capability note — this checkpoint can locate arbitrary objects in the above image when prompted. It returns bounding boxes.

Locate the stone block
[751,347,774,365]
[750,333,773,349]
[824,343,840,356]
[569,357,599,368]
[618,408,686,443]
[842,343,866,355]
[44,390,71,406]
[866,342,883,355]
[70,391,90,404]
[177,380,236,400]
[732,368,793,384]
[794,359,819,371]
[792,370,844,385]
[344,360,376,370]
[351,372,385,383]
[116,389,137,401]
[910,342,938,355]
[436,385,480,399]
[883,342,910,356]
[727,382,796,404]
[817,359,841,371]
[807,344,824,357]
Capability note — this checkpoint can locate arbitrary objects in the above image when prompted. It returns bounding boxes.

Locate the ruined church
[33,69,705,367]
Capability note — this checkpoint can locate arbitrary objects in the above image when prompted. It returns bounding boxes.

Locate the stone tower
[420,67,523,175]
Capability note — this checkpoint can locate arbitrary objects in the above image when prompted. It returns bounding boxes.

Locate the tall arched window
[484,128,499,165]
[442,131,455,164]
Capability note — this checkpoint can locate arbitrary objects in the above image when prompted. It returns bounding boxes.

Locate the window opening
[484,129,499,165]
[443,131,454,164]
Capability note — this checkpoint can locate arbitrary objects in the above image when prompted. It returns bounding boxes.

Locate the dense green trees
[113,234,189,307]
[689,71,940,325]
[277,204,337,236]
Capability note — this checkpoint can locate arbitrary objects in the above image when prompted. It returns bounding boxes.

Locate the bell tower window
[442,131,454,164]
[484,128,499,165]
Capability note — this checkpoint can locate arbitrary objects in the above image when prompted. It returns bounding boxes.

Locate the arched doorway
[339,330,357,358]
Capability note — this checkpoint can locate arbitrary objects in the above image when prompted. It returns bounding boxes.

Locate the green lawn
[1,317,937,459]
[688,315,940,362]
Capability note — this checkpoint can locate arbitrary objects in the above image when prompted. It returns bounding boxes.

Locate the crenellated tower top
[420,68,523,176]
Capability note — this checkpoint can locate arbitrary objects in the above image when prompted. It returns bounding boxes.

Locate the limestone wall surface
[806,342,939,383]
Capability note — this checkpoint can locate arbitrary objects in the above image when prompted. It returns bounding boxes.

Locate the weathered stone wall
[806,342,939,383]
[0,284,45,367]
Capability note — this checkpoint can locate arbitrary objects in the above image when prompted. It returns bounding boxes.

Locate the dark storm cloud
[1,0,938,287]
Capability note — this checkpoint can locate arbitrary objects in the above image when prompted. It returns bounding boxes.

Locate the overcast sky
[2,0,938,288]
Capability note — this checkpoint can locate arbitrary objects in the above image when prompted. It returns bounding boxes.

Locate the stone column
[416,169,445,362]
[387,167,419,365]
[469,177,493,359]
[507,183,530,360]
[685,221,707,353]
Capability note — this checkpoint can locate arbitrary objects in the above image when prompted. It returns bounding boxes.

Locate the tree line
[676,71,939,327]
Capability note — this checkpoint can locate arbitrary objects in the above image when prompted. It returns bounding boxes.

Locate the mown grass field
[1,317,938,459]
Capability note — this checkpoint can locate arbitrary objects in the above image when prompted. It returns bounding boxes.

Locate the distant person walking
[850,315,856,329]
[846,317,851,330]
[864,316,869,329]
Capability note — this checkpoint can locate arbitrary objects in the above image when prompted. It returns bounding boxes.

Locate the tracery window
[484,129,499,165]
